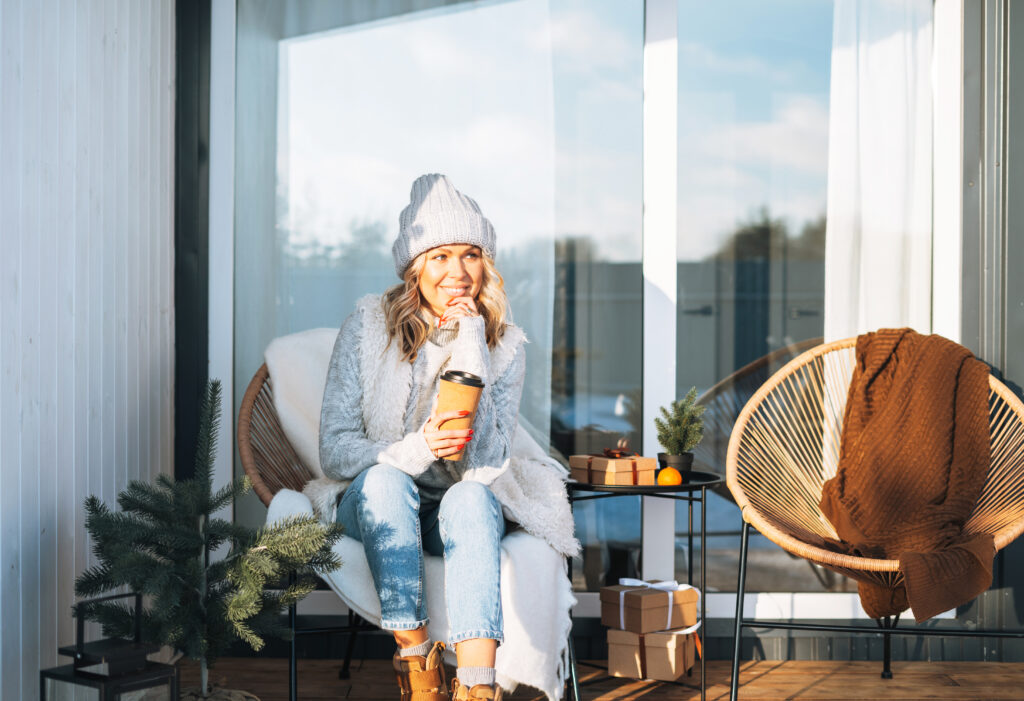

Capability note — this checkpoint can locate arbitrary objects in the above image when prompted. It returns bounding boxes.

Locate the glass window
[675,0,852,592]
[233,0,645,593]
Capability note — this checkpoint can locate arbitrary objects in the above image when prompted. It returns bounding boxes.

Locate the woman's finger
[431,428,473,440]
[426,435,473,450]
[435,443,469,458]
[446,295,478,313]
[439,298,479,324]
[433,409,471,423]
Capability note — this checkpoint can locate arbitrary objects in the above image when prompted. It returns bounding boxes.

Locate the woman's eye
[432,254,447,262]
[464,252,479,260]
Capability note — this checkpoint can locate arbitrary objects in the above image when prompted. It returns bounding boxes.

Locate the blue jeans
[336,464,505,644]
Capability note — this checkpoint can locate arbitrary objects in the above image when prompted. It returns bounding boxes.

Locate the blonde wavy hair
[382,250,509,363]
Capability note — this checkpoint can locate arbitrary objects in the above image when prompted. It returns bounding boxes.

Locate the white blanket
[263,329,576,699]
[268,489,574,700]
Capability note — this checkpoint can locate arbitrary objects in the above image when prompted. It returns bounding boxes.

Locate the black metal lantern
[39,592,179,700]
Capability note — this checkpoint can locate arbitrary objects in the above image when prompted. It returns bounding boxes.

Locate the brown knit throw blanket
[819,328,993,622]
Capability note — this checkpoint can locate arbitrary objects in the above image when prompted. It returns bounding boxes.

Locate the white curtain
[823,0,933,341]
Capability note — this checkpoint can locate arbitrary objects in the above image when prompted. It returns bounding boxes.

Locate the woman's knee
[357,464,418,508]
[439,481,502,529]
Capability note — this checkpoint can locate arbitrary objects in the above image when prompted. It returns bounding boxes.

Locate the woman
[312,174,578,701]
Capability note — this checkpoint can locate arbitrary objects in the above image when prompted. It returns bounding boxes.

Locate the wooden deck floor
[178,658,1024,700]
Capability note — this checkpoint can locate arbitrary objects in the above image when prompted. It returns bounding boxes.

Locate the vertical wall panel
[21,0,42,689]
[0,1,176,698]
[56,0,77,658]
[1,3,24,699]
[38,0,60,673]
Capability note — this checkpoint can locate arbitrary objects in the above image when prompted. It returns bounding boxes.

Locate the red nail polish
[459,410,471,416]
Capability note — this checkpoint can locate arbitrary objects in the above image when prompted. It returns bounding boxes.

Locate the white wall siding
[0,1,176,698]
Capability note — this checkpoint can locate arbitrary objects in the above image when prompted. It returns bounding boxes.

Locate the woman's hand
[423,407,474,460]
[437,295,479,327]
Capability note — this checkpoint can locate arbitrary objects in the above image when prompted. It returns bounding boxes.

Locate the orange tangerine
[657,467,683,485]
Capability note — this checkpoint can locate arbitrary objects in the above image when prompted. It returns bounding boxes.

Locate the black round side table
[565,470,724,701]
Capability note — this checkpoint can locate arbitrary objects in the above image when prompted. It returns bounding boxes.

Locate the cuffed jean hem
[448,629,504,645]
[379,617,430,631]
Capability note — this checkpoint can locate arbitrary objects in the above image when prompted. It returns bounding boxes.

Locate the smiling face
[417,244,485,317]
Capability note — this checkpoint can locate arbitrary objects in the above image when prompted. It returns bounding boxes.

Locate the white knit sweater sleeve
[319,311,437,481]
[449,316,526,485]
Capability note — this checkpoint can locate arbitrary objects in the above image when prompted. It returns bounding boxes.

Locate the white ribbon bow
[617,578,701,632]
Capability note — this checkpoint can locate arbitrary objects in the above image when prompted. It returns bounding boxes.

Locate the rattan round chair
[725,337,1024,699]
[237,364,313,507]
[237,363,372,697]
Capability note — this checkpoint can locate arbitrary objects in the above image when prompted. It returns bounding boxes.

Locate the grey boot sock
[399,640,433,658]
[456,666,496,687]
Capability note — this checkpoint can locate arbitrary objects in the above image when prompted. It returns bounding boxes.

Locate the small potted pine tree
[75,380,343,700]
[654,387,705,479]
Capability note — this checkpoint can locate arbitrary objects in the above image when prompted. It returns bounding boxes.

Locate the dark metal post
[134,592,143,644]
[730,521,751,701]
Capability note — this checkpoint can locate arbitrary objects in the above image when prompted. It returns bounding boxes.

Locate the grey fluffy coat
[304,294,580,558]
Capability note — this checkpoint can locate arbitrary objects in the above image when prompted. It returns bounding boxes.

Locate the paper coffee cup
[436,370,485,461]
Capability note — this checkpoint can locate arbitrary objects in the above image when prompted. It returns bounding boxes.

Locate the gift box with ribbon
[600,578,700,633]
[568,450,657,486]
[607,624,699,681]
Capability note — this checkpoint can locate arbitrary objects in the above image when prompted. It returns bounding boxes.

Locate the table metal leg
[688,499,694,586]
[700,486,706,701]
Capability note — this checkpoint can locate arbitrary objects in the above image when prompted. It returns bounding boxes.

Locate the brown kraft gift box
[607,628,696,681]
[568,454,657,486]
[600,582,699,634]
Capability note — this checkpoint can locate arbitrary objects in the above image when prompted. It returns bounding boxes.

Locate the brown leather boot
[394,641,449,700]
[450,678,503,701]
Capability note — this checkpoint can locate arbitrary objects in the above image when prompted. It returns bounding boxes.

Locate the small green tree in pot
[75,380,343,700]
[654,387,706,477]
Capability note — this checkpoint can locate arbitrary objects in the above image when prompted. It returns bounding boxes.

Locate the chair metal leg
[567,629,582,701]
[730,521,751,701]
[882,623,893,679]
[289,571,298,701]
[340,610,360,679]
[877,613,899,679]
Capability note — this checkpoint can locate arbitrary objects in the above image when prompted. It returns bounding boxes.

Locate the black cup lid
[441,370,484,388]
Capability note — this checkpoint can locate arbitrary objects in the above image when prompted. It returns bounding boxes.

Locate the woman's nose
[446,258,468,277]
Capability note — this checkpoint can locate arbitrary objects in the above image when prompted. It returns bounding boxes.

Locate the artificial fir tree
[76,380,342,699]
[654,386,706,455]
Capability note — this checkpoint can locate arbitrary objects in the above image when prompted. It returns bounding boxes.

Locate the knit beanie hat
[391,174,497,277]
